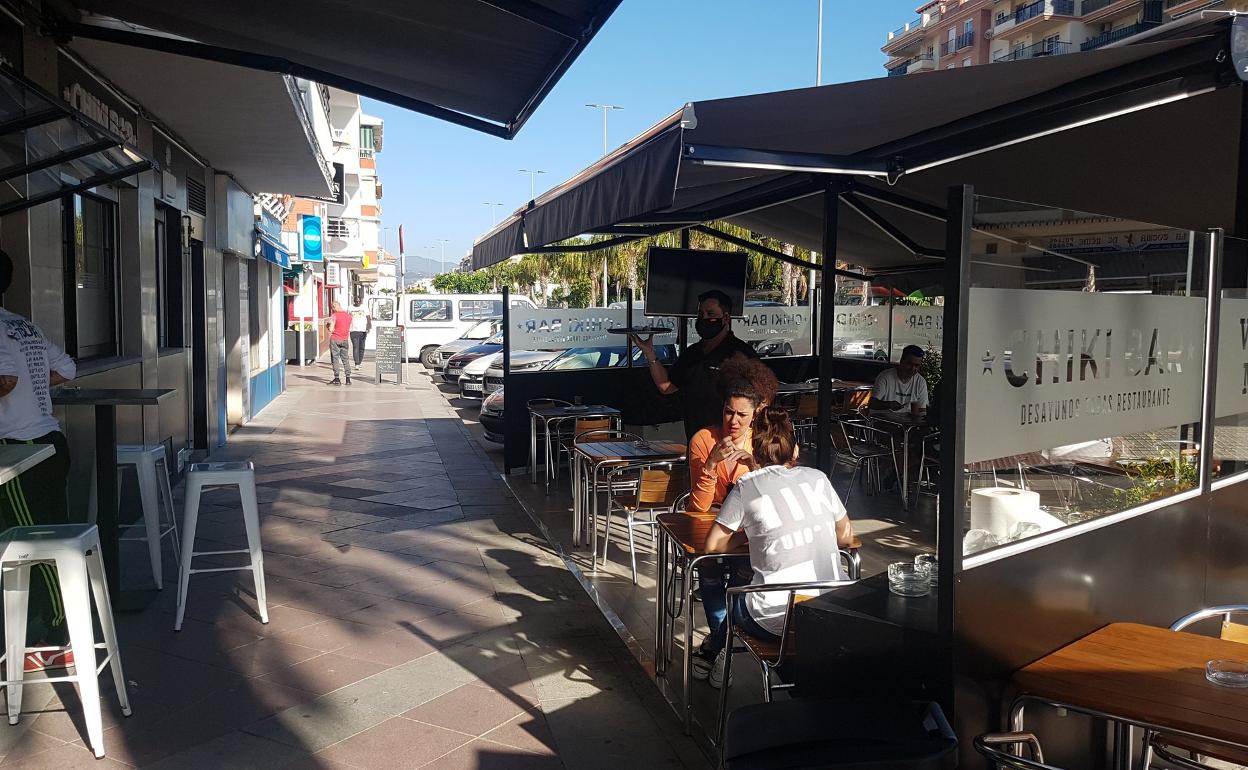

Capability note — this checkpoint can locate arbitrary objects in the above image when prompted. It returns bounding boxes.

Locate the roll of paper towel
[969,487,1058,540]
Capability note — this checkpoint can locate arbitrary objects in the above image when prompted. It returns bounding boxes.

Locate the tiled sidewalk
[0,361,704,769]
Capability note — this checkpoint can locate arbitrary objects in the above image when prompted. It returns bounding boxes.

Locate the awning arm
[690,224,817,270]
[841,192,944,259]
[683,143,895,178]
[60,21,514,139]
[0,137,117,183]
[522,233,658,254]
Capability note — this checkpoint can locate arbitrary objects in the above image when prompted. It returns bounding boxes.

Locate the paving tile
[479,711,559,755]
[0,743,131,769]
[271,618,381,653]
[317,716,471,770]
[214,636,325,677]
[143,731,313,770]
[0,728,66,766]
[259,652,391,695]
[418,739,563,770]
[341,597,449,629]
[333,627,439,667]
[401,682,535,737]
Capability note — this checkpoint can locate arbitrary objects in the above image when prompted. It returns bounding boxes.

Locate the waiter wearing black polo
[632,289,757,441]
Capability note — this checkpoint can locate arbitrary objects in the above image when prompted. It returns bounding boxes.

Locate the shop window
[62,193,119,359]
[247,257,261,372]
[156,206,185,348]
[369,296,394,321]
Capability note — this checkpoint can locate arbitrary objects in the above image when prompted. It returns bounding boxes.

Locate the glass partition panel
[1214,236,1248,481]
[961,195,1207,563]
[504,306,681,381]
[686,304,813,358]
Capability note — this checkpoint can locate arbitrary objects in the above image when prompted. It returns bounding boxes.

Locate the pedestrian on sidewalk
[325,301,352,385]
[0,249,77,672]
[349,304,371,371]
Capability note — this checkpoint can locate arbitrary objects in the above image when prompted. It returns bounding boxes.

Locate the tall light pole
[436,238,449,277]
[518,169,545,199]
[482,202,504,226]
[816,0,824,86]
[585,104,623,157]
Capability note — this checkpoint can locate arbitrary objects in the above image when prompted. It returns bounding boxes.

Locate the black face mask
[695,318,725,340]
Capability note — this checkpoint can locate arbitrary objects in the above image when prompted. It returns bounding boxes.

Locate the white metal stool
[0,524,130,759]
[88,445,181,589]
[175,461,268,631]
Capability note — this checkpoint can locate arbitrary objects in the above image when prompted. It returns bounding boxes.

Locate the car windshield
[485,332,504,345]
[462,319,498,340]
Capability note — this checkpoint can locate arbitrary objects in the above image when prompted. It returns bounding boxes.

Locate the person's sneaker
[345,377,352,385]
[691,648,715,681]
[23,649,74,673]
[40,649,74,671]
[327,379,342,386]
[709,648,732,689]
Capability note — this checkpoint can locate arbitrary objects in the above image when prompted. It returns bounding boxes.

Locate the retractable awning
[58,1,622,139]
[473,25,1237,270]
[0,64,152,218]
[68,40,333,198]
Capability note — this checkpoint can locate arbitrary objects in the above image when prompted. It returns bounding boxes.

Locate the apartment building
[884,0,1248,75]
[281,86,387,356]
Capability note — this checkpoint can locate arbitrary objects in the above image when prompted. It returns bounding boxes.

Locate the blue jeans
[700,563,781,652]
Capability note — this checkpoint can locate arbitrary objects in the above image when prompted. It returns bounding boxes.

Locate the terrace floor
[0,359,705,769]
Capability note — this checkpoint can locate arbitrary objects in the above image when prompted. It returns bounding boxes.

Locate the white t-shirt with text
[715,465,848,635]
[0,308,75,440]
[871,368,929,410]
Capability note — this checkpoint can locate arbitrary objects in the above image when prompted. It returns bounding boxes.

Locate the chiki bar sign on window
[964,288,1206,464]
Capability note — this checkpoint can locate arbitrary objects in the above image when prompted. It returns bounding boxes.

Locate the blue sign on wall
[301,215,323,262]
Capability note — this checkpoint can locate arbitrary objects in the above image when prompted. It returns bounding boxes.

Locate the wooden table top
[868,411,931,428]
[655,511,749,557]
[530,404,620,419]
[51,387,175,406]
[1014,622,1248,748]
[574,440,685,463]
[776,380,872,394]
[0,444,55,486]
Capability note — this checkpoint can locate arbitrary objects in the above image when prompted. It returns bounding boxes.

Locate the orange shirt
[687,425,752,513]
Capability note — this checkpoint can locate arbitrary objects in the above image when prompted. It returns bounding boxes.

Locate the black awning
[471,30,1229,271]
[0,65,152,218]
[62,1,622,139]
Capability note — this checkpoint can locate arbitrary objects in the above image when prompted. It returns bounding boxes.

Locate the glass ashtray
[888,562,930,597]
[1206,659,1248,688]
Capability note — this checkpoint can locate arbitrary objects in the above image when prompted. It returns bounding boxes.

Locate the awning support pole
[816,180,847,475]
[690,224,816,269]
[678,228,690,353]
[841,192,944,259]
[1199,229,1223,494]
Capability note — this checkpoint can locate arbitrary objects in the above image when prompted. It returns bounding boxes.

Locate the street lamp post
[518,169,545,200]
[585,104,623,157]
[482,202,504,226]
[816,0,824,86]
[436,238,449,277]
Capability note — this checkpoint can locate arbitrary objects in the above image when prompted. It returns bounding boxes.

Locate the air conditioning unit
[331,128,348,144]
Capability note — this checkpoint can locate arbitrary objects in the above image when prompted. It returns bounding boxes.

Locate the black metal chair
[974,732,1066,770]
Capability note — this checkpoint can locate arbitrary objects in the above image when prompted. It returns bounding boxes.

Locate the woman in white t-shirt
[701,406,856,686]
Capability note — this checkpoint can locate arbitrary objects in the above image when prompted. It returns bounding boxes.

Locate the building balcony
[1006,0,1076,36]
[1080,19,1160,49]
[884,12,941,54]
[325,216,359,240]
[886,54,936,76]
[1164,0,1222,17]
[994,10,1017,32]
[995,39,1073,61]
[940,32,976,58]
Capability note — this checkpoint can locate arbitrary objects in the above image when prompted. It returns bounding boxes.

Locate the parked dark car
[441,331,502,383]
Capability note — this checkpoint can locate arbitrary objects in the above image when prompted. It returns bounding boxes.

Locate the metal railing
[1079,0,1121,14]
[325,217,358,239]
[995,39,1073,61]
[885,12,940,46]
[1014,0,1075,24]
[886,53,934,76]
[315,83,332,127]
[1081,20,1160,50]
[940,32,976,57]
[359,147,375,160]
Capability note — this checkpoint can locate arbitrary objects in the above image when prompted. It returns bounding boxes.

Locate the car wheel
[420,347,438,367]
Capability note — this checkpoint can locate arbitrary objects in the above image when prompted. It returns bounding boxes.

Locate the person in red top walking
[325,301,353,385]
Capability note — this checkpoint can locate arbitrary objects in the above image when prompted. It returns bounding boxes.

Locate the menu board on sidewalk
[375,326,404,384]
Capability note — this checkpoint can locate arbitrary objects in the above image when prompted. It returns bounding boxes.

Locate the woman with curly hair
[686,354,780,514]
[687,355,780,681]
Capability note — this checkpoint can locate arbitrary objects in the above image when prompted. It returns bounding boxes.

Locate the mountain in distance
[400,254,454,279]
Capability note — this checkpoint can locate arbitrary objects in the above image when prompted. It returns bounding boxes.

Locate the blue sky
[365,0,917,272]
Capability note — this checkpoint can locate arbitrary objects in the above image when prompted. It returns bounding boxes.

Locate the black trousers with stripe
[0,432,70,645]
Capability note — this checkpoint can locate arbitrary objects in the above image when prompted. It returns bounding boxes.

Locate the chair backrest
[794,393,818,419]
[637,468,687,507]
[830,419,853,452]
[575,428,638,445]
[573,417,612,441]
[670,491,691,514]
[1171,605,1248,644]
[846,388,871,411]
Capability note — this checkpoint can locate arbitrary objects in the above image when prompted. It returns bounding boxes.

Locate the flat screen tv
[644,247,748,318]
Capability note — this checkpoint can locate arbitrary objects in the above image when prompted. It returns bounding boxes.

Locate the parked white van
[379,294,535,366]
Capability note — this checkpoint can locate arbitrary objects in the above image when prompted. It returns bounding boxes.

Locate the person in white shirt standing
[870,344,929,414]
[702,406,856,688]
[348,305,371,371]
[0,250,77,672]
